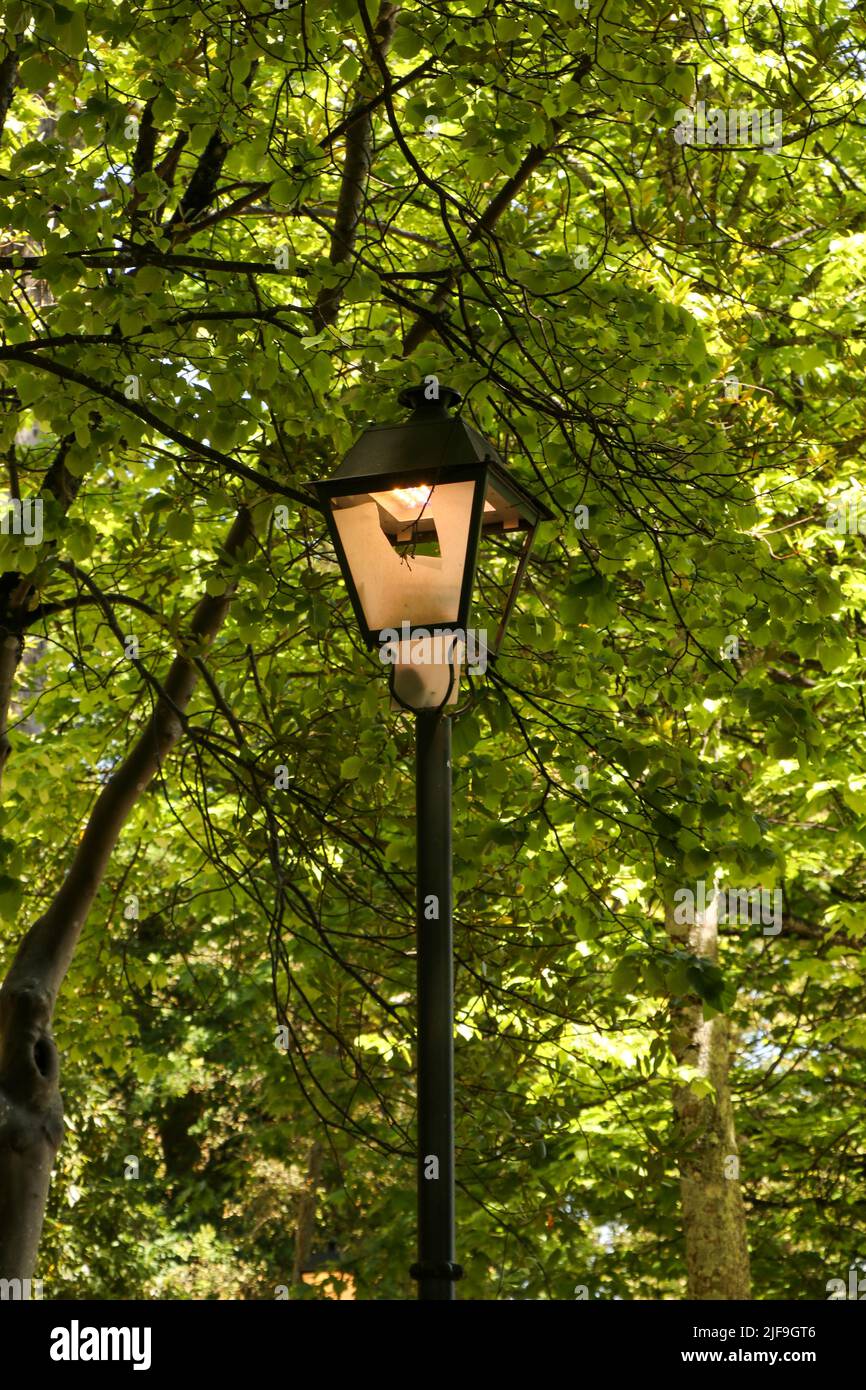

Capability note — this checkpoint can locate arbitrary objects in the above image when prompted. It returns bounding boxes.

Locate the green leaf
[166,511,194,542]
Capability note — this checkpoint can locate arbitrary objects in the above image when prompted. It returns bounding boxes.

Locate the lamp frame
[314,457,551,651]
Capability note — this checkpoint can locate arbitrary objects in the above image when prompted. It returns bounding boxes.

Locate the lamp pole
[411,709,460,1300]
[312,382,553,1301]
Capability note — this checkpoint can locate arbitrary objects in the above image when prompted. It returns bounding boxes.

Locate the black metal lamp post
[313,384,552,1300]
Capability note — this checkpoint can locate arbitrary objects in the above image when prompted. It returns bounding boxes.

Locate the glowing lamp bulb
[370,484,434,522]
[391,485,433,509]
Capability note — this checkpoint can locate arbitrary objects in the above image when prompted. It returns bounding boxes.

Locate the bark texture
[0,983,63,1282]
[665,896,751,1299]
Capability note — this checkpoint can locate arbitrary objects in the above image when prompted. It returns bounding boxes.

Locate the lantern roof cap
[316,385,554,524]
[329,387,501,486]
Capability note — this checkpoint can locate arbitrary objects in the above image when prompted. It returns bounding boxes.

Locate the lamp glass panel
[331,479,477,633]
[481,483,521,531]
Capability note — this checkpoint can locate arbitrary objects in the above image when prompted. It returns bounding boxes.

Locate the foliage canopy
[0,0,864,1298]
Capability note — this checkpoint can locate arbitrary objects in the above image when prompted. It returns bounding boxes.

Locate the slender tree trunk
[0,40,18,151]
[0,630,19,780]
[291,1138,324,1286]
[0,435,81,795]
[665,894,751,1299]
[0,507,253,1281]
[311,1,400,333]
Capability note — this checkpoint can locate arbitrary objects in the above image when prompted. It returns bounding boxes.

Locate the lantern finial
[397,383,463,419]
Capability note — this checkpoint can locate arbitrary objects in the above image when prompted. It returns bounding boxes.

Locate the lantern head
[313,385,553,708]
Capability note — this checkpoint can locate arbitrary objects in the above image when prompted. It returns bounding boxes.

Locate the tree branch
[401,124,570,356]
[2,506,255,1005]
[0,348,319,510]
[312,1,400,332]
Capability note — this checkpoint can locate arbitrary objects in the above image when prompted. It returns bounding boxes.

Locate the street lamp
[313,384,552,1300]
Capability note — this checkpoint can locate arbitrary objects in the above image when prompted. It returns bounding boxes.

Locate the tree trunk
[665,894,751,1299]
[0,629,19,780]
[291,1138,324,1286]
[311,1,400,334]
[0,984,63,1281]
[0,507,253,1281]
